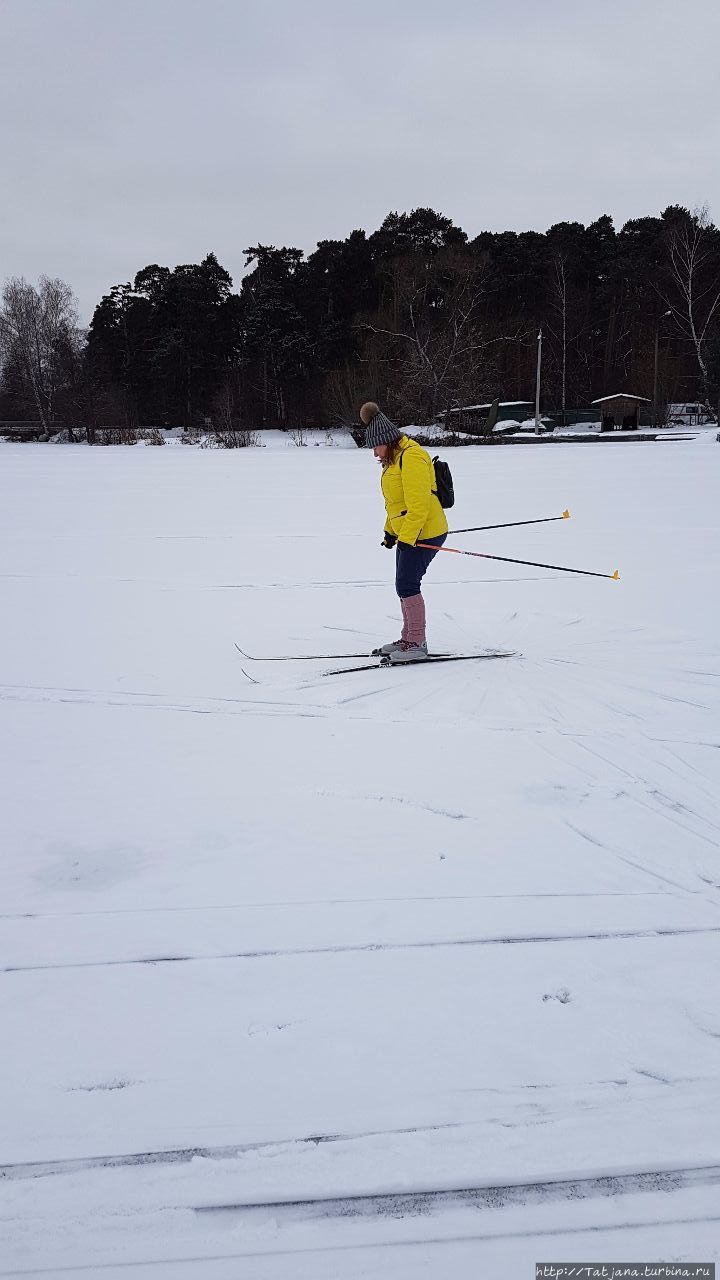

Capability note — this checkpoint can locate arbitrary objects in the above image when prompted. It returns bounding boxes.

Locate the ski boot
[387,641,429,664]
[372,639,405,657]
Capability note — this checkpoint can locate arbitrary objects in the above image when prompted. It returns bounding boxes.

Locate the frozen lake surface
[1,435,720,1275]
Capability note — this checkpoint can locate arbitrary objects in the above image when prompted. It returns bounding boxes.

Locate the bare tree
[324,355,385,429]
[207,380,258,447]
[358,253,492,421]
[664,206,720,403]
[0,276,81,430]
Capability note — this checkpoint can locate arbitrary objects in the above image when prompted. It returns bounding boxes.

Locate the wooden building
[591,394,651,432]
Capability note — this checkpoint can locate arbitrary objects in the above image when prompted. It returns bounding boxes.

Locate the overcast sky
[2,0,719,322]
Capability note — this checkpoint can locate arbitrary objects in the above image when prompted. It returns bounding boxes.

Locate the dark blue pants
[395,534,446,599]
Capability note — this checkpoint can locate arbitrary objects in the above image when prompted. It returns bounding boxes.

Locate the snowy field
[1,435,720,1277]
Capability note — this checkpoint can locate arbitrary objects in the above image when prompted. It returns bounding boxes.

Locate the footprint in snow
[542,988,572,1004]
[68,1079,136,1092]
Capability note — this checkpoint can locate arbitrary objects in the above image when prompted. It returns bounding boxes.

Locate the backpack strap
[399,446,438,496]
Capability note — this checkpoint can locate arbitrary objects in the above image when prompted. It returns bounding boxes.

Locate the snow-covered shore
[3,421,717,449]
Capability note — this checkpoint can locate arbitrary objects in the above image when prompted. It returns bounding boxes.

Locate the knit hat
[360,403,403,447]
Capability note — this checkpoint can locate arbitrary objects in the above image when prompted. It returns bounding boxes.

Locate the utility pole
[653,326,659,428]
[653,311,671,429]
[534,329,542,434]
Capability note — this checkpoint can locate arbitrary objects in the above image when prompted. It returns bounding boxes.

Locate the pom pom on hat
[359,401,380,425]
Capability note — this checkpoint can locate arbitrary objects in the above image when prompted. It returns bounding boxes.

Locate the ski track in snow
[6,923,720,975]
[3,1222,720,1277]
[314,788,471,821]
[2,441,720,1272]
[194,1163,720,1221]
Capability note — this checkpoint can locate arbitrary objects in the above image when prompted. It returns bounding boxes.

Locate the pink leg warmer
[400,597,409,642]
[403,593,426,646]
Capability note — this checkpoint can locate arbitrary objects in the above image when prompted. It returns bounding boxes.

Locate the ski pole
[417,542,619,581]
[449,509,570,534]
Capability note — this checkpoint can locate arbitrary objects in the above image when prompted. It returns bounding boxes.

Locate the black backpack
[431,456,455,508]
[399,451,455,509]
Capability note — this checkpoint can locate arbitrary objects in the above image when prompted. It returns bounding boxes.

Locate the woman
[360,401,448,662]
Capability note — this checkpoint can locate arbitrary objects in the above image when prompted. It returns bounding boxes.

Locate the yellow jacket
[381,436,449,546]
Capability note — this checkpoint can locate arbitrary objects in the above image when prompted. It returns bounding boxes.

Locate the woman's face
[373,444,388,461]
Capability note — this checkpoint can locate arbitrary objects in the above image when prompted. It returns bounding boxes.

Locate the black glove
[381,532,397,549]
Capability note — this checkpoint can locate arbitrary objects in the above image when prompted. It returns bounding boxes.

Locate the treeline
[2,205,720,433]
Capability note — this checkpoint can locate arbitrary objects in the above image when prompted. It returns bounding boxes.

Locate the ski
[235,642,452,662]
[322,651,516,676]
[235,643,371,662]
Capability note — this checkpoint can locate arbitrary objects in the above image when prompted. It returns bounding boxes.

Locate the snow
[404,422,481,442]
[1,437,720,1275]
[439,401,533,414]
[591,393,652,404]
